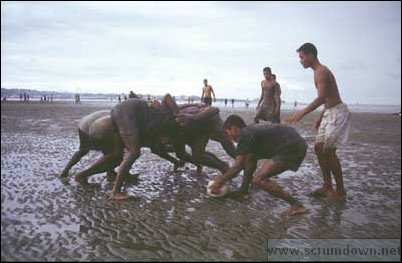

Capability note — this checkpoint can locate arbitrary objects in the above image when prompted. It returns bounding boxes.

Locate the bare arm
[274,84,281,113]
[177,103,207,110]
[175,106,219,123]
[286,71,329,123]
[201,89,204,101]
[313,109,326,131]
[211,87,216,101]
[257,82,264,107]
[212,155,245,189]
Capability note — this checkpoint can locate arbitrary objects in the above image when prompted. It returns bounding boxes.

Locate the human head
[203,79,208,85]
[272,74,276,80]
[223,114,246,142]
[296,42,318,68]
[263,67,272,80]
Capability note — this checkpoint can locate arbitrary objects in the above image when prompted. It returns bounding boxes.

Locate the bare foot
[75,173,89,186]
[309,187,334,198]
[110,193,131,201]
[280,204,308,217]
[326,191,347,203]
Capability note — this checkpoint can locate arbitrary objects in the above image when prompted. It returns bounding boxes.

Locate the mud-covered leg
[150,142,185,171]
[202,151,230,173]
[226,155,257,199]
[60,148,89,178]
[252,159,307,217]
[74,147,124,186]
[111,134,141,200]
[190,137,209,174]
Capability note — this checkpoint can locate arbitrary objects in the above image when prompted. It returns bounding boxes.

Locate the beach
[1,101,401,261]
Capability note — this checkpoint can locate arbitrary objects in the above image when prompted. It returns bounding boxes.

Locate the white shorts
[316,103,352,149]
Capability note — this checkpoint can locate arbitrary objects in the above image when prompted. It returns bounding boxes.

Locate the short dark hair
[297,43,318,57]
[203,79,208,82]
[263,67,272,74]
[223,114,246,130]
[272,74,276,79]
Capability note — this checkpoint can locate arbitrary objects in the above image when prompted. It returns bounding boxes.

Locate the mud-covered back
[78,110,110,134]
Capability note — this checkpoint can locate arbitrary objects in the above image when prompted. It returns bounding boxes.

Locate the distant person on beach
[294,100,298,109]
[201,79,216,106]
[286,42,351,203]
[209,115,308,217]
[254,67,281,124]
[224,98,228,107]
[245,98,250,108]
[118,94,121,102]
[231,98,234,107]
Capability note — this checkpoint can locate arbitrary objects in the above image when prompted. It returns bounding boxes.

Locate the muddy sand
[1,101,401,261]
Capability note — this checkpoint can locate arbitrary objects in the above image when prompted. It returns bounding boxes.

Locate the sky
[1,1,401,105]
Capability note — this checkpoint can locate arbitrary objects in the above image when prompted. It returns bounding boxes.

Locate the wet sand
[1,101,401,261]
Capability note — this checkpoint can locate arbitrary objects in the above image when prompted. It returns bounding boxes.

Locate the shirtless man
[59,110,185,184]
[157,94,237,173]
[286,43,352,203]
[254,67,281,124]
[201,79,216,106]
[110,99,186,200]
[209,115,308,217]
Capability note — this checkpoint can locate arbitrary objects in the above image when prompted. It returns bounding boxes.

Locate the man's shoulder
[316,64,332,75]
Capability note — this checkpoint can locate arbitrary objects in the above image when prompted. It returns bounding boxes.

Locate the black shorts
[203,97,212,106]
[272,140,307,171]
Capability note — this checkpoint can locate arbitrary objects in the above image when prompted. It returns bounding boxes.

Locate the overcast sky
[1,1,401,105]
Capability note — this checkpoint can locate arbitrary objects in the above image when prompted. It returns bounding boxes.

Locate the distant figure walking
[75,93,81,104]
[201,79,216,106]
[231,98,235,108]
[254,67,281,124]
[224,98,228,107]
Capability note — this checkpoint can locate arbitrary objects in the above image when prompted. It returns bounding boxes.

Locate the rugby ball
[206,180,230,197]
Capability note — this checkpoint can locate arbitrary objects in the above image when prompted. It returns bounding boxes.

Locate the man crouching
[209,115,308,217]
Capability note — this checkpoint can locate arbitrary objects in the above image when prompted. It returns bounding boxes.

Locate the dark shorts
[203,97,212,106]
[272,139,307,171]
[255,104,280,123]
